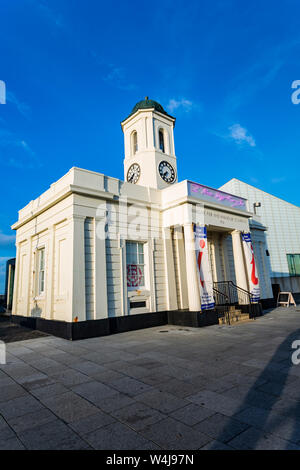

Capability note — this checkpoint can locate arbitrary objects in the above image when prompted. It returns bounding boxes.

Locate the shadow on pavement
[214,326,300,449]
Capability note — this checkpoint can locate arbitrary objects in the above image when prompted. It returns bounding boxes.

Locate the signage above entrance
[188,182,247,211]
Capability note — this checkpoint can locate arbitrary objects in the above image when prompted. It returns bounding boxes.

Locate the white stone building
[11,99,273,339]
[220,178,300,295]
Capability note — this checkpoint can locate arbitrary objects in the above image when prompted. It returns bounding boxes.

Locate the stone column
[162,227,178,311]
[70,215,86,322]
[95,216,108,319]
[45,225,55,320]
[231,230,249,295]
[12,242,20,315]
[174,226,188,309]
[183,224,201,312]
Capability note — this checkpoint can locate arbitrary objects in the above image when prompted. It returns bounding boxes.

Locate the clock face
[158,160,176,183]
[127,163,141,184]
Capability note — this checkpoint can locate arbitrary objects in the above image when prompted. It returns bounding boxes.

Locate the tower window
[132,131,138,155]
[159,129,165,153]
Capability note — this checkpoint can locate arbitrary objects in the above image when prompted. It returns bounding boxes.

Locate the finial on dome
[145,96,149,100]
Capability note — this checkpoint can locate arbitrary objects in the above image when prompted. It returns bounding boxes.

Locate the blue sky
[1,0,300,293]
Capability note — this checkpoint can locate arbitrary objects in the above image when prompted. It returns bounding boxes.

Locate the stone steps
[218,308,253,325]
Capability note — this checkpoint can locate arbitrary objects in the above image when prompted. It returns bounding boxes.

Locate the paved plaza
[0,307,300,450]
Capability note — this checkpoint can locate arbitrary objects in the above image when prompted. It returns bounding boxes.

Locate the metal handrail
[213,281,253,305]
[212,287,230,305]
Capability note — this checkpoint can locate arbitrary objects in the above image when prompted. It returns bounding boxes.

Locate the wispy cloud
[91,52,136,91]
[228,124,256,147]
[0,232,15,248]
[224,38,300,112]
[166,98,201,114]
[271,176,286,184]
[37,0,64,29]
[6,92,31,119]
[0,128,40,169]
[102,65,136,91]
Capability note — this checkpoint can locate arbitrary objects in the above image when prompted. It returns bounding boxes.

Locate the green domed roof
[131,97,168,116]
[122,97,175,123]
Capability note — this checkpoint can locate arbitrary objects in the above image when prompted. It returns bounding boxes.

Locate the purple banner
[188,182,247,210]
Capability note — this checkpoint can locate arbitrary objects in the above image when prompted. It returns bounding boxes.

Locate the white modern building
[11,99,273,339]
[220,178,300,295]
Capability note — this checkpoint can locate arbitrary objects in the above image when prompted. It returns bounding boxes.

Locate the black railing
[213,281,252,305]
[213,287,230,306]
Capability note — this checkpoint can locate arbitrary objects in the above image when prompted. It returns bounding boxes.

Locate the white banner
[242,232,260,302]
[194,225,215,310]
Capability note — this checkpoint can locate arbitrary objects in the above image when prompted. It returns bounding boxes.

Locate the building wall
[220,179,300,293]
[12,195,74,322]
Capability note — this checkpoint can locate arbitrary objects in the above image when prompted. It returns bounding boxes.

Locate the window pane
[287,254,300,276]
[126,241,145,288]
[40,249,45,270]
[39,270,45,294]
[159,130,165,152]
[294,255,300,276]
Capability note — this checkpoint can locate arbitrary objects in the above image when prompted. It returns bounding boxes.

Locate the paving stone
[111,402,165,431]
[227,426,300,450]
[92,369,126,384]
[42,391,99,423]
[140,373,173,386]
[84,421,154,450]
[7,408,57,433]
[30,359,69,376]
[97,392,135,413]
[194,412,249,443]
[16,372,56,390]
[2,363,38,379]
[0,436,25,450]
[235,406,300,443]
[70,361,107,376]
[0,415,16,440]
[0,383,28,402]
[109,376,154,397]
[187,390,243,416]
[200,439,234,450]
[170,404,215,426]
[71,380,118,405]
[136,390,188,414]
[140,417,211,450]
[0,394,44,419]
[69,410,115,435]
[108,360,153,379]
[30,382,69,400]
[17,419,84,450]
[156,378,199,398]
[50,369,91,387]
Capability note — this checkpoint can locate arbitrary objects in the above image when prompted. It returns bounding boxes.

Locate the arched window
[131,131,138,155]
[159,129,165,153]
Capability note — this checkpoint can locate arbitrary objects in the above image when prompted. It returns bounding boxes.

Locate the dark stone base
[239,303,263,318]
[12,312,168,341]
[12,302,270,341]
[167,309,219,328]
[260,298,277,310]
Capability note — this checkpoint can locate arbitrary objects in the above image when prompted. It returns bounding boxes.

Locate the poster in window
[127,264,143,287]
[241,233,260,302]
[194,225,215,310]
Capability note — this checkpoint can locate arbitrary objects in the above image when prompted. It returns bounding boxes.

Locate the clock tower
[121,97,178,190]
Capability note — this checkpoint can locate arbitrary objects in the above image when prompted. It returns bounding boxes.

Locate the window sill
[128,289,150,299]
